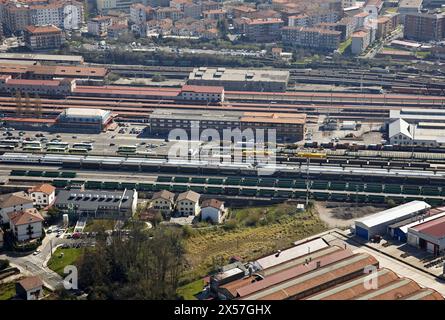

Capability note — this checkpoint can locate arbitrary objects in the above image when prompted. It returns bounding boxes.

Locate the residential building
[230,5,257,18]
[29,2,63,28]
[398,0,423,24]
[107,23,128,38]
[4,3,31,34]
[0,192,34,224]
[363,0,383,18]
[282,26,341,51]
[54,189,138,217]
[96,0,117,13]
[404,13,445,41]
[341,0,356,8]
[351,29,371,55]
[201,199,226,224]
[203,9,226,20]
[354,11,369,29]
[334,16,356,41]
[175,190,200,216]
[151,190,175,216]
[288,10,341,28]
[16,276,43,300]
[87,15,113,37]
[244,18,284,42]
[155,7,184,21]
[8,208,44,242]
[24,25,64,50]
[188,67,289,92]
[376,16,393,39]
[28,183,56,208]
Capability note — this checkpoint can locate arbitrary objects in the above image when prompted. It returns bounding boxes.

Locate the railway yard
[2,58,445,209]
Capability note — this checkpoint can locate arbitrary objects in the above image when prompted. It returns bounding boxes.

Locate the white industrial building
[407,214,445,256]
[389,118,445,147]
[355,201,431,240]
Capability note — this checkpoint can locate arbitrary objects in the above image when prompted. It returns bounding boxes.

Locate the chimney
[316,261,321,268]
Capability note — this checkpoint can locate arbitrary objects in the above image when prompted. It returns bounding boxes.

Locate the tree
[77,226,185,299]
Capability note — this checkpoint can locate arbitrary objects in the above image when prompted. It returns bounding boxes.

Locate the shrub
[0,259,9,270]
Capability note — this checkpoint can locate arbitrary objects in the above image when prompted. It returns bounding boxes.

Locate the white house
[151,190,175,216]
[0,192,34,224]
[28,183,56,208]
[201,199,226,224]
[16,276,43,300]
[8,208,44,242]
[176,190,200,216]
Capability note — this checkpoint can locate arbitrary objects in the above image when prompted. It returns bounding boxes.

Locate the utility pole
[305,157,310,206]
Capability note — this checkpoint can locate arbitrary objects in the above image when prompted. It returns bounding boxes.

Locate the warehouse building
[354,201,431,240]
[55,108,113,133]
[187,67,289,92]
[0,64,109,80]
[146,109,307,142]
[0,53,84,65]
[390,108,445,124]
[54,189,138,218]
[388,208,445,242]
[179,84,224,103]
[407,214,445,256]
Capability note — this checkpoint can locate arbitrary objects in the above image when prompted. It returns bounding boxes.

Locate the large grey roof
[55,189,136,211]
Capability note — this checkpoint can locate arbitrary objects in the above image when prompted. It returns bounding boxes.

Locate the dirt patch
[315,202,384,229]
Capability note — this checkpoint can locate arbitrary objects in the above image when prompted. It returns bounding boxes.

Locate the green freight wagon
[190,186,206,193]
[53,179,69,187]
[313,192,330,201]
[157,176,172,183]
[121,182,137,189]
[191,177,207,184]
[277,191,293,198]
[383,184,402,194]
[27,170,44,177]
[206,187,224,194]
[225,177,242,185]
[421,187,441,196]
[241,178,258,186]
[207,178,224,185]
[277,179,294,188]
[138,183,153,191]
[365,183,383,193]
[173,177,190,183]
[258,178,276,187]
[402,186,421,195]
[240,189,257,196]
[225,187,240,195]
[60,172,76,178]
[85,181,103,189]
[171,184,188,192]
[258,189,275,197]
[346,183,364,192]
[294,180,307,189]
[102,181,120,190]
[329,182,346,191]
[10,170,27,176]
[43,171,60,178]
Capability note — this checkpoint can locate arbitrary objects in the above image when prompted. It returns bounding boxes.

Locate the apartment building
[404,12,445,41]
[4,3,31,34]
[351,29,371,55]
[88,15,113,37]
[24,25,65,50]
[155,7,184,21]
[244,18,284,42]
[288,10,341,28]
[282,26,341,51]
[29,2,63,27]
[398,0,423,24]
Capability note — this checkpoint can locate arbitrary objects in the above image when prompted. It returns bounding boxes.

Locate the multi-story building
[8,208,44,242]
[0,191,34,224]
[87,15,113,37]
[28,183,56,208]
[404,12,445,41]
[341,0,356,8]
[29,2,63,28]
[55,108,113,132]
[244,18,283,42]
[179,84,224,103]
[175,191,200,216]
[96,0,116,13]
[351,28,371,55]
[334,16,356,41]
[203,9,226,20]
[155,7,184,21]
[147,109,307,142]
[24,25,64,50]
[288,10,341,28]
[0,75,75,96]
[4,3,31,34]
[151,190,175,216]
[398,0,423,24]
[282,27,341,51]
[376,16,394,39]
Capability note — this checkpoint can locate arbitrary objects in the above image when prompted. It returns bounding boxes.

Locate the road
[0,232,63,290]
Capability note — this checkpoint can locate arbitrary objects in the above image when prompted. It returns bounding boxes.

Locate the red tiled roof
[8,208,44,226]
[29,183,56,195]
[25,25,62,34]
[6,79,62,86]
[18,276,43,291]
[181,84,224,94]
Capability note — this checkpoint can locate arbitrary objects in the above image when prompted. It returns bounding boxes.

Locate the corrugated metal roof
[355,201,430,228]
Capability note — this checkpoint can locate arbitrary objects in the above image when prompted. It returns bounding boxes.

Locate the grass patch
[0,282,16,300]
[416,51,430,59]
[83,219,116,232]
[47,248,83,276]
[338,38,352,55]
[177,278,205,300]
[182,203,327,283]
